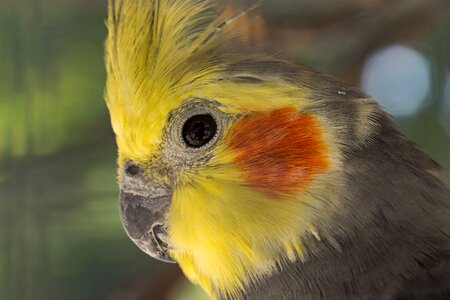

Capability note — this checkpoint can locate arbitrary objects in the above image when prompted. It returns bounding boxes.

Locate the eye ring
[182,114,218,148]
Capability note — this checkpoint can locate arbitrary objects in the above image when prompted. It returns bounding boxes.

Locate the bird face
[117,93,337,293]
[105,0,372,297]
[115,90,335,296]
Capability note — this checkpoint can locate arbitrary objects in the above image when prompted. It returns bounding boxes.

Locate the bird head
[105,0,382,298]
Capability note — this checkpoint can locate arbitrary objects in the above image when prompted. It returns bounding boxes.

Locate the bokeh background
[1,0,449,299]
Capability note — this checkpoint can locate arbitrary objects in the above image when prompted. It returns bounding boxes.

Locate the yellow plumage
[105,0,342,298]
[105,0,223,164]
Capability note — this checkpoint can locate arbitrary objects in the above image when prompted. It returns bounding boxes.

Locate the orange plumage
[229,107,329,197]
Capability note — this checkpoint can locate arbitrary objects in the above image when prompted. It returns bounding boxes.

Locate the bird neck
[240,230,407,300]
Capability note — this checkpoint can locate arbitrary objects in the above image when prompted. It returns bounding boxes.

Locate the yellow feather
[105,0,225,164]
[168,144,320,297]
[105,0,343,297]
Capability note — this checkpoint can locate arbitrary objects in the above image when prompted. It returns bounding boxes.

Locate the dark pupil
[182,114,217,148]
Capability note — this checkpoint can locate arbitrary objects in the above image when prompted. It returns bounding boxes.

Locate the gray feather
[223,60,450,300]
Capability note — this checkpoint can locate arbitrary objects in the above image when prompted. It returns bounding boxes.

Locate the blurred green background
[0,0,449,299]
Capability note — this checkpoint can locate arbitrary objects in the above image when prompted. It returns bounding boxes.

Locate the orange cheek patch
[228,107,329,198]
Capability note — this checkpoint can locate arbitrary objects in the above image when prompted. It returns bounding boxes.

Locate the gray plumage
[226,60,450,300]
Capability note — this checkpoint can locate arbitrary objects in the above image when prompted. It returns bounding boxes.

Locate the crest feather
[104,0,264,161]
[105,0,222,106]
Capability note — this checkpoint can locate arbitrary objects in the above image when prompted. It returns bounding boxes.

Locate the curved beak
[119,190,176,263]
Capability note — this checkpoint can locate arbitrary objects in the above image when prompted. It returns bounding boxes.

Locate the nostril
[125,163,141,176]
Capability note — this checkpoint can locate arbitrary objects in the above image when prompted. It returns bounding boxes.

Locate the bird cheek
[227,107,330,198]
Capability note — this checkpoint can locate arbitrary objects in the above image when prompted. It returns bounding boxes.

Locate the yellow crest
[105,0,231,162]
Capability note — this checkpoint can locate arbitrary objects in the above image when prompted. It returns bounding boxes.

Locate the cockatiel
[104,0,450,299]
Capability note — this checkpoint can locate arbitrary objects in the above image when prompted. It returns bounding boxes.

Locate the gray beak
[119,184,175,263]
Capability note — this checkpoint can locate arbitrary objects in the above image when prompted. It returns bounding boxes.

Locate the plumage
[104,0,450,299]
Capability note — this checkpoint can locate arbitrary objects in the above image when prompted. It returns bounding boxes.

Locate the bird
[104,0,450,299]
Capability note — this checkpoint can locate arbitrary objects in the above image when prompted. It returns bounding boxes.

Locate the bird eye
[182,114,217,148]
